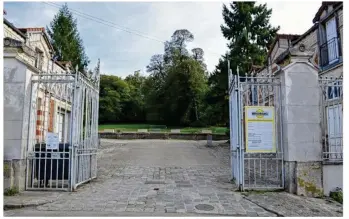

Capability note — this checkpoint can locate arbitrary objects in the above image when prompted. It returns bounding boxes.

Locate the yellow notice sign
[245,106,276,153]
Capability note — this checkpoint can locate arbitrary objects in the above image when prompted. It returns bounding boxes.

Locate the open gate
[228,67,284,191]
[25,72,99,191]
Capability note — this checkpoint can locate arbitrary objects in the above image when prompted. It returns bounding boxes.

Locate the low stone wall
[99,132,229,141]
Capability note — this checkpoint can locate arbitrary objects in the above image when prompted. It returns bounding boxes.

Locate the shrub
[329,188,343,204]
[190,120,206,128]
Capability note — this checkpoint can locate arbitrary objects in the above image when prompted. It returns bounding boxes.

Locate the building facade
[247,1,343,197]
[3,18,73,191]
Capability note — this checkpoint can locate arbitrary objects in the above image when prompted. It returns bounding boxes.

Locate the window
[35,48,43,70]
[56,110,65,142]
[319,16,341,68]
[325,17,339,65]
[326,104,343,161]
[327,81,342,100]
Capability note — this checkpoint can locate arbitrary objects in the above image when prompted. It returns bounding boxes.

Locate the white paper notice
[46,132,59,150]
[245,107,275,153]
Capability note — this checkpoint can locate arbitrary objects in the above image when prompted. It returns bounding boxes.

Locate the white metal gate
[228,68,284,191]
[26,72,100,191]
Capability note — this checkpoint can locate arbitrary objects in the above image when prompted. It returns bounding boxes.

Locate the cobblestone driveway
[5,139,342,217]
[31,139,275,216]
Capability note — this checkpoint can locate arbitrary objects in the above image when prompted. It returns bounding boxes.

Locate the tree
[192,47,207,72]
[164,29,194,64]
[162,59,208,126]
[192,48,204,61]
[98,28,209,127]
[124,71,147,122]
[146,54,166,87]
[47,3,89,71]
[98,75,131,123]
[221,2,279,73]
[206,1,279,126]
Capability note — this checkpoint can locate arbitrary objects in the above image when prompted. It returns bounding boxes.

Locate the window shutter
[48,99,55,132]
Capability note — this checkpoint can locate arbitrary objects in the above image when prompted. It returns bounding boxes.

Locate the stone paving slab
[4,209,244,217]
[28,164,273,217]
[243,192,343,217]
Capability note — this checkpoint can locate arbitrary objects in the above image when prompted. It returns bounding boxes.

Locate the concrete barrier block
[170,129,181,133]
[103,129,115,133]
[137,129,148,133]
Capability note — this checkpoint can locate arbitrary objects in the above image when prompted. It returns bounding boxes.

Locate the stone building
[246,1,343,197]
[3,18,73,191]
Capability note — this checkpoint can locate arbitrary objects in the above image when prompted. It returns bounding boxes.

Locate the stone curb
[4,199,55,210]
[4,193,62,210]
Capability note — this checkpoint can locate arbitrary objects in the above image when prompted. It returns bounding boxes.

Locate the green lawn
[99,124,228,134]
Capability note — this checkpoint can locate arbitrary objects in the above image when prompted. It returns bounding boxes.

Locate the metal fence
[26,72,99,191]
[319,76,343,162]
[228,69,284,191]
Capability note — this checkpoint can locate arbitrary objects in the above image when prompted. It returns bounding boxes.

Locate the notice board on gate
[244,106,276,153]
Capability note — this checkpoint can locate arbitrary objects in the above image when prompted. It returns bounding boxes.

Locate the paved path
[4,139,342,217]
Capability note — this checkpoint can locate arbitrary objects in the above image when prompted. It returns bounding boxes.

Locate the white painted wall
[323,164,343,195]
[3,58,33,160]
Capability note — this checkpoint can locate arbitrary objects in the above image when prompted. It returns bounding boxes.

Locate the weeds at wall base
[4,187,19,196]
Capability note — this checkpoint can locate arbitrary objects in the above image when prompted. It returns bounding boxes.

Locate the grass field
[98,124,228,134]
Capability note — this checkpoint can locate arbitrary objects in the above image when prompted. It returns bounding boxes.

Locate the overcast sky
[4,1,321,78]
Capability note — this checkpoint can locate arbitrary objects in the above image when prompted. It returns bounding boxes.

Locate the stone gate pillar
[4,58,34,192]
[277,61,323,197]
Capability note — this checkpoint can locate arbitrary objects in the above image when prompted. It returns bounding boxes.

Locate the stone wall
[270,39,290,62]
[4,159,26,192]
[4,24,25,43]
[293,29,317,53]
[319,62,343,78]
[26,32,51,72]
[99,132,229,141]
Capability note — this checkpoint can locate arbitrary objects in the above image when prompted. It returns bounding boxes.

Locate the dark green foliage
[330,189,343,204]
[47,3,89,71]
[98,2,278,128]
[99,29,208,126]
[4,187,18,196]
[206,1,279,125]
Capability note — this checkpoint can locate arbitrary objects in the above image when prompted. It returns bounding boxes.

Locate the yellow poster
[245,106,276,153]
